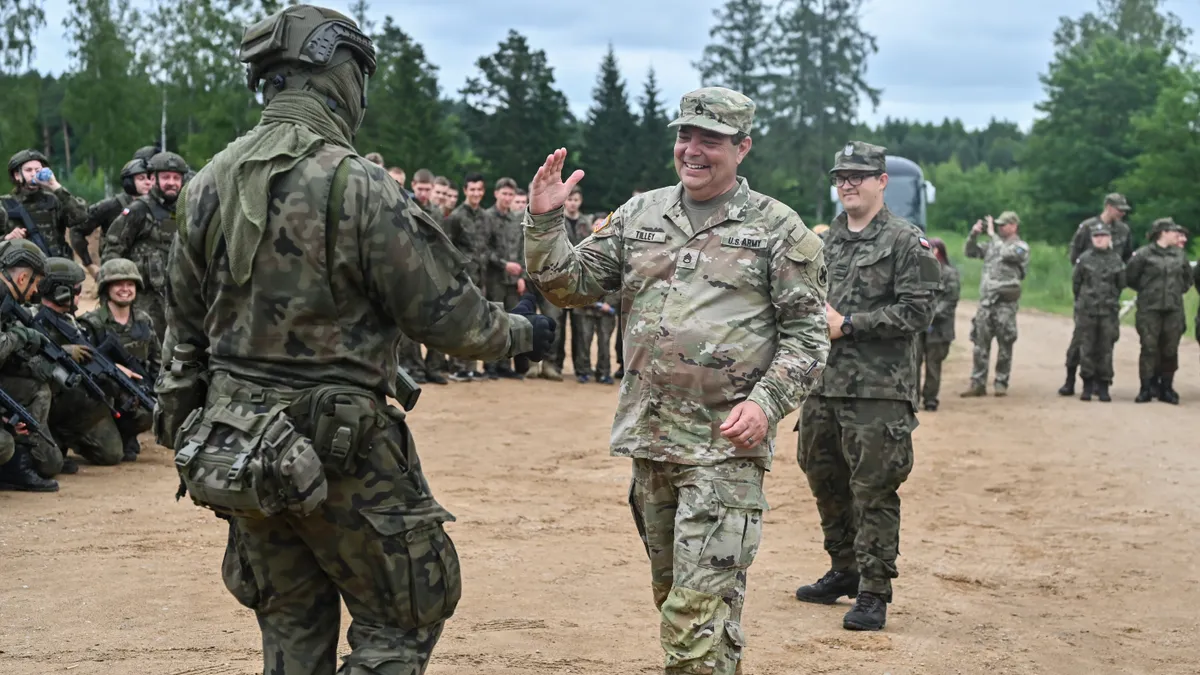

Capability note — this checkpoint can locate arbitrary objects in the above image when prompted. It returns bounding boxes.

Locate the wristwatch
[841,314,855,337]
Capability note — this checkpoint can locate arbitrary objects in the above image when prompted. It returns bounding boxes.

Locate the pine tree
[581,45,639,210]
[694,0,777,106]
[634,67,675,192]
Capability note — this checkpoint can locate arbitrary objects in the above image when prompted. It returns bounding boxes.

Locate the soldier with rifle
[2,150,88,259]
[71,156,155,279]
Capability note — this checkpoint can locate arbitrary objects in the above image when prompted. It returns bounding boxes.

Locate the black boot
[795,569,859,605]
[60,456,78,474]
[843,591,888,631]
[1096,380,1112,403]
[1135,378,1155,403]
[1160,373,1180,405]
[0,447,59,492]
[1057,366,1076,396]
[1079,378,1094,401]
[122,436,140,462]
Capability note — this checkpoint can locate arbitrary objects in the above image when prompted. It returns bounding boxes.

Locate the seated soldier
[79,258,157,461]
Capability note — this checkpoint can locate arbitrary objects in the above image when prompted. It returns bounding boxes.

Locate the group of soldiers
[0,145,180,492]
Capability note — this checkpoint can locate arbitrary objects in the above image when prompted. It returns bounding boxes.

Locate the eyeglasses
[830,172,881,187]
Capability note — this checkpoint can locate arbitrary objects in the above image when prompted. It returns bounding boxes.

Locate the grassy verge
[931,229,1198,338]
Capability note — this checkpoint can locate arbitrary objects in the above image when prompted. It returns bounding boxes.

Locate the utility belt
[173,371,397,520]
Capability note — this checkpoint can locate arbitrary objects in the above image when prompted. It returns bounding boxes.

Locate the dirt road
[1,304,1197,674]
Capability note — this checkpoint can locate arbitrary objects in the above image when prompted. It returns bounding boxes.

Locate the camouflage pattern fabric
[1072,248,1124,382]
[1076,314,1121,382]
[0,286,57,475]
[71,193,136,266]
[2,186,88,257]
[814,206,940,409]
[668,87,755,136]
[1126,243,1190,379]
[1135,310,1185,379]
[524,177,829,468]
[829,140,887,174]
[1070,216,1134,264]
[441,203,489,285]
[103,188,177,344]
[629,457,765,675]
[575,311,616,378]
[968,302,1019,388]
[797,397,916,601]
[964,230,1028,388]
[927,261,960,344]
[79,303,158,439]
[918,337,951,407]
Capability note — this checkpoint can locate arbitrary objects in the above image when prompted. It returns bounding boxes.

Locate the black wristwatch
[841,314,855,337]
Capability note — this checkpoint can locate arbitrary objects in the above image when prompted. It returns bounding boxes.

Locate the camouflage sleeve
[854,231,938,339]
[102,203,146,263]
[745,221,829,426]
[934,266,960,321]
[349,160,532,360]
[53,187,88,229]
[0,329,24,366]
[1124,251,1144,290]
[964,230,985,259]
[523,205,623,308]
[483,213,506,272]
[160,184,209,366]
[1193,259,1200,292]
[1069,224,1087,264]
[1001,239,1030,265]
[1072,259,1083,298]
[1116,263,1127,294]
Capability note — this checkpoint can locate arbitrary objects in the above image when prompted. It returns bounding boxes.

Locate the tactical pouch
[153,358,207,450]
[994,283,1022,303]
[304,385,389,475]
[173,395,328,520]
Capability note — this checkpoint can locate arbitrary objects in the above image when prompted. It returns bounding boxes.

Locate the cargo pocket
[883,418,915,486]
[697,480,768,571]
[360,504,462,630]
[220,523,261,610]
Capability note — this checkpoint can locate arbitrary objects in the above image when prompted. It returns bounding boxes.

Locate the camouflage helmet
[147,151,189,175]
[133,145,160,162]
[0,239,47,275]
[96,257,143,294]
[120,158,150,179]
[8,149,49,178]
[41,257,85,306]
[239,4,377,92]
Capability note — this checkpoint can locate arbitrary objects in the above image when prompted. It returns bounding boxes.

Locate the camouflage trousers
[969,301,1018,388]
[1076,312,1120,382]
[0,375,57,476]
[50,386,124,467]
[576,312,615,378]
[798,396,916,601]
[629,458,767,675]
[1063,327,1081,371]
[544,302,572,373]
[1135,309,1185,379]
[222,417,460,675]
[917,335,951,406]
[137,291,168,348]
[396,336,426,379]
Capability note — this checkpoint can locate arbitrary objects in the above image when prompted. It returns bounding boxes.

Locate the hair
[569,187,583,198]
[412,168,435,184]
[387,166,405,176]
[929,237,951,265]
[494,177,518,191]
[365,152,384,166]
[433,175,450,187]
[446,181,458,190]
[513,187,527,197]
[463,172,485,188]
[732,132,749,144]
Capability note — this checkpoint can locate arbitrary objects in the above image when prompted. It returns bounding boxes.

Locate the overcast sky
[30,0,1200,130]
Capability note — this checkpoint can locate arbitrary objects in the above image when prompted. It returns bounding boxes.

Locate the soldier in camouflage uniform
[573,292,618,384]
[156,8,553,672]
[71,157,154,277]
[917,238,959,411]
[0,240,59,492]
[960,212,1029,397]
[526,87,829,673]
[482,177,523,379]
[1059,193,1133,395]
[1072,223,1125,402]
[1126,218,1192,404]
[440,172,491,381]
[2,150,88,259]
[794,141,939,632]
[393,169,448,386]
[79,258,158,461]
[540,187,590,381]
[103,151,189,345]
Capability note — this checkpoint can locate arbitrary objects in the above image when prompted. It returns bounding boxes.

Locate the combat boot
[1079,378,1094,401]
[425,371,448,385]
[795,569,859,605]
[993,382,1008,397]
[1159,374,1180,405]
[843,591,887,631]
[60,456,78,474]
[539,363,563,381]
[0,447,59,492]
[1096,380,1112,403]
[959,383,986,397]
[1135,378,1155,403]
[923,400,938,412]
[122,436,140,462]
[1057,366,1076,396]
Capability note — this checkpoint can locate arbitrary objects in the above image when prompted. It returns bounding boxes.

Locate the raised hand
[528,148,584,215]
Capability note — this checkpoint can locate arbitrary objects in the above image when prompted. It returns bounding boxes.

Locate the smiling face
[108,279,138,307]
[673,125,751,201]
[833,171,887,218]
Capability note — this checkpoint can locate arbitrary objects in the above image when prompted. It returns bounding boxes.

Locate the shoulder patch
[121,208,130,216]
[593,212,612,233]
[918,236,931,249]
[785,225,823,263]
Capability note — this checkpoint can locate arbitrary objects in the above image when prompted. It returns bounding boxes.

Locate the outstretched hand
[529,148,584,215]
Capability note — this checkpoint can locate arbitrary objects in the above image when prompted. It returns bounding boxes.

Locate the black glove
[511,292,539,317]
[509,293,556,363]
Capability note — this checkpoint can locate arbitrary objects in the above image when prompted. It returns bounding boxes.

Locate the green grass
[932,229,1198,338]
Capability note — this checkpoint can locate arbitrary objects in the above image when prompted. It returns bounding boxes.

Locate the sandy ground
[1,302,1198,675]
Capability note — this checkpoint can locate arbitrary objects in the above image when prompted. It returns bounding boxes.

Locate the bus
[829,155,935,231]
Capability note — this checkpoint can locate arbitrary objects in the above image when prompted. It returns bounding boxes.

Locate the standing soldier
[541,186,590,381]
[71,157,154,278]
[441,172,492,381]
[1125,218,1191,404]
[482,177,523,379]
[526,87,829,673]
[794,141,939,631]
[1059,193,1134,395]
[79,258,158,461]
[102,151,189,345]
[157,6,553,672]
[2,150,88,258]
[918,238,959,411]
[1072,223,1125,402]
[960,212,1029,397]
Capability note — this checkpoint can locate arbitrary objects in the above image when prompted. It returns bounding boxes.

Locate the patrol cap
[668,87,755,136]
[1089,221,1112,236]
[995,211,1020,226]
[1148,216,1184,239]
[1104,193,1131,212]
[830,141,886,174]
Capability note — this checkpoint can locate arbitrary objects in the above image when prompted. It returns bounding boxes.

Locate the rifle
[0,383,56,447]
[1,197,55,257]
[96,332,157,385]
[0,296,121,420]
[33,307,155,414]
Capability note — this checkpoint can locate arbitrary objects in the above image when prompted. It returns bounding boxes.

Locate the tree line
[0,0,1193,247]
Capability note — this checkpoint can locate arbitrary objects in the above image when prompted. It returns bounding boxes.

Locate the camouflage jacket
[525,178,829,468]
[1072,248,1124,316]
[79,302,159,376]
[564,214,592,247]
[965,231,1029,305]
[0,286,28,372]
[484,206,521,287]
[1126,243,1192,312]
[441,203,489,282]
[102,188,177,293]
[1071,216,1133,264]
[71,192,136,265]
[816,206,939,407]
[417,199,443,225]
[167,144,531,398]
[927,261,960,343]
[2,186,88,258]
